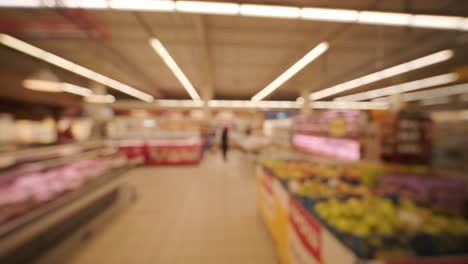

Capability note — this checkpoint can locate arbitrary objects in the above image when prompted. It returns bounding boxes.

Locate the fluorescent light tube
[252,42,329,101]
[61,0,108,9]
[335,73,458,101]
[310,101,389,110]
[23,80,63,92]
[240,4,300,19]
[176,1,239,15]
[62,83,92,96]
[296,97,305,104]
[155,100,204,107]
[310,49,453,100]
[85,94,116,104]
[411,15,463,30]
[155,100,183,107]
[110,0,175,11]
[115,99,389,110]
[0,33,45,59]
[116,100,389,110]
[358,11,411,26]
[208,100,300,109]
[301,8,358,22]
[23,79,93,97]
[2,1,468,31]
[0,0,42,8]
[0,34,153,102]
[149,38,201,100]
[461,19,468,31]
[373,83,468,102]
[420,96,450,106]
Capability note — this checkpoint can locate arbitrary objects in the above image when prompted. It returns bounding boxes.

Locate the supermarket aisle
[66,151,277,264]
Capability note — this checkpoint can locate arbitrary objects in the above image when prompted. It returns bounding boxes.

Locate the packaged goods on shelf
[376,174,467,213]
[0,142,130,228]
[264,118,292,149]
[0,114,15,145]
[291,109,432,164]
[237,135,271,153]
[431,118,468,175]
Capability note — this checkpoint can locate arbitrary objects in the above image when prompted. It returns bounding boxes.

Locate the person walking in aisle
[221,127,229,161]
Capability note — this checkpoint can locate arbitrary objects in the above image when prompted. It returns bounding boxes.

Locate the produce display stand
[0,142,134,263]
[258,110,467,264]
[256,165,468,264]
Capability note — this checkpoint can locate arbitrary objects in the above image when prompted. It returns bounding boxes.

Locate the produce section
[257,109,468,263]
[257,158,468,263]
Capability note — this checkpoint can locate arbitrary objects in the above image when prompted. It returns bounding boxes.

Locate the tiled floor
[66,151,278,264]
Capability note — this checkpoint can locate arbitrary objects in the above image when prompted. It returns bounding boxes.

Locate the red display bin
[145,138,202,165]
[112,140,146,161]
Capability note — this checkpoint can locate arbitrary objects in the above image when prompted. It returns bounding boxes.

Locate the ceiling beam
[193,15,214,102]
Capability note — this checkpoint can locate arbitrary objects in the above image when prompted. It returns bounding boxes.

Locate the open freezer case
[0,141,136,263]
[107,117,203,165]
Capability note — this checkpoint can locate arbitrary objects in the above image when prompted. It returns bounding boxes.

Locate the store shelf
[0,141,105,170]
[0,146,118,185]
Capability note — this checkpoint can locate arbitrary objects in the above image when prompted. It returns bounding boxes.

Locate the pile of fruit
[259,157,428,184]
[313,196,468,257]
[291,179,370,199]
[259,158,311,179]
[314,197,399,236]
[259,156,468,258]
[314,197,468,237]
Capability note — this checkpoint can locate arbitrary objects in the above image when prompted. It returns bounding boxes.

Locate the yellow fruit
[364,214,379,228]
[336,219,354,233]
[376,222,394,235]
[353,225,371,236]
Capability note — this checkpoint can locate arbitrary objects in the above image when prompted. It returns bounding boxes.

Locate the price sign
[288,198,322,264]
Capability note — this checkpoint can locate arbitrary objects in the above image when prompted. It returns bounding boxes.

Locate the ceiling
[0,0,468,107]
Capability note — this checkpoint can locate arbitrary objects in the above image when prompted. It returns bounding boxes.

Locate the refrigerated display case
[0,142,135,263]
[107,117,203,165]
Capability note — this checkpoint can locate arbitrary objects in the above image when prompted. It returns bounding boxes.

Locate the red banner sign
[288,198,322,264]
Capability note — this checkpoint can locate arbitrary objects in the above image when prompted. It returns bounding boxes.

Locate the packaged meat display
[0,153,128,226]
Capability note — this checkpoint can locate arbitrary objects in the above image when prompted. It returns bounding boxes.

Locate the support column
[194,15,213,122]
[389,93,405,113]
[300,89,311,114]
[85,82,114,139]
[201,82,213,121]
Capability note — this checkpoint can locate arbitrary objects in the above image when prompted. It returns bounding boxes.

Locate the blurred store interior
[0,1,467,263]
